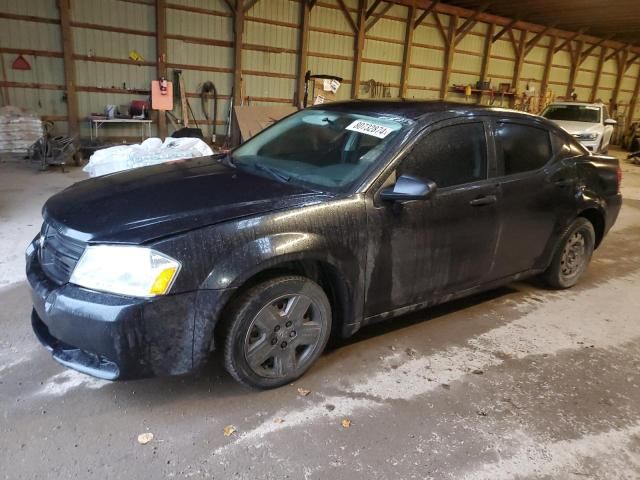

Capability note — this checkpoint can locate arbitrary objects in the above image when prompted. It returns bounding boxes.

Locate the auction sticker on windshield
[346,120,393,139]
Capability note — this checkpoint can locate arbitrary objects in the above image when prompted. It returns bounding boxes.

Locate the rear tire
[543,218,595,289]
[221,276,332,389]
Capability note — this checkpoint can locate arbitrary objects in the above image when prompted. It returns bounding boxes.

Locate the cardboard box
[233,105,298,143]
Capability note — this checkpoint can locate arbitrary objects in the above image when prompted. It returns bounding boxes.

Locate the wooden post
[590,46,606,102]
[479,23,494,84]
[440,14,457,99]
[611,48,629,105]
[399,5,415,98]
[351,0,366,99]
[627,69,640,127]
[295,0,311,107]
[565,39,583,98]
[541,36,556,96]
[511,29,527,92]
[58,0,79,139]
[233,0,244,104]
[156,0,167,139]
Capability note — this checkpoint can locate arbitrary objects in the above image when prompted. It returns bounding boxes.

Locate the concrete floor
[1,150,640,479]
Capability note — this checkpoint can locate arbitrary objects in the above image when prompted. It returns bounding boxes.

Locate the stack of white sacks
[0,106,43,154]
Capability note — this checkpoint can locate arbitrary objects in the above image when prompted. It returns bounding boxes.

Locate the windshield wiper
[253,163,291,183]
[215,152,236,168]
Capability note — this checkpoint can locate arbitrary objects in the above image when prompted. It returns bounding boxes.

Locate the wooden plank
[512,29,527,91]
[414,0,439,29]
[156,0,168,138]
[492,17,517,43]
[351,0,366,98]
[295,0,311,107]
[366,0,383,19]
[454,1,488,46]
[590,46,606,102]
[625,53,640,73]
[0,47,63,58]
[399,5,415,98]
[479,22,494,84]
[0,12,59,24]
[541,35,556,95]
[166,34,233,48]
[166,3,231,18]
[555,27,586,54]
[365,2,392,33]
[565,39,583,97]
[336,0,357,33]
[580,35,613,61]
[233,0,244,104]
[612,48,629,104]
[58,0,79,140]
[627,69,640,127]
[440,14,456,99]
[524,24,552,56]
[71,21,155,37]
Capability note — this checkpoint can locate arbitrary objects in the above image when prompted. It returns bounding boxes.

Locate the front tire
[543,218,596,289]
[222,276,332,389]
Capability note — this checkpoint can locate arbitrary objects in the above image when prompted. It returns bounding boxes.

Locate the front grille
[39,222,86,284]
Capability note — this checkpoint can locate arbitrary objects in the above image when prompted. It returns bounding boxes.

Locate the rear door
[490,120,577,278]
[364,118,501,316]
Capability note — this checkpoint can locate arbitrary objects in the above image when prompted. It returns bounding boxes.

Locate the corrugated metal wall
[1,0,639,142]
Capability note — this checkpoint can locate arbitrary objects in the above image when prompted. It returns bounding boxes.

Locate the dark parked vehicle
[27,101,622,389]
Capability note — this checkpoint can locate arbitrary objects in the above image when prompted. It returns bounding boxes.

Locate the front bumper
[576,139,600,152]
[26,240,230,380]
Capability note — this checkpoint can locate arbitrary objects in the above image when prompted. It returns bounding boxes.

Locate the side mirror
[380,174,436,202]
[604,118,617,126]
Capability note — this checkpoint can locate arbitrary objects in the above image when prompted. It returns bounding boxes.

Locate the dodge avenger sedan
[27,101,622,389]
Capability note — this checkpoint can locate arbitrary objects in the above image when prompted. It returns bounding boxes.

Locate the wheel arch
[578,207,605,248]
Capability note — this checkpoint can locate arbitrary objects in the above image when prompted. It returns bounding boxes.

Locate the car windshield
[231,109,407,192]
[542,105,601,123]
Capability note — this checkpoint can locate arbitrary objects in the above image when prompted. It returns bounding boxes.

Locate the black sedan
[26,101,622,389]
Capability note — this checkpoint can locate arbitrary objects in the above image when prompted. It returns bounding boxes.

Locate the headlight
[574,132,598,140]
[70,245,181,297]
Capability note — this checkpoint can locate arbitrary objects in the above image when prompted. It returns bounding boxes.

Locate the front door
[364,119,501,317]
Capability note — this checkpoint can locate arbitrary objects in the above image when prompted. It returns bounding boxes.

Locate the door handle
[469,195,497,207]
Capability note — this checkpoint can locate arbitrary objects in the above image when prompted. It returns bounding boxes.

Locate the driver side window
[398,122,487,188]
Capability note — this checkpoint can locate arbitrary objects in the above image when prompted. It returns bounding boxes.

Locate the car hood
[550,120,603,135]
[43,156,328,243]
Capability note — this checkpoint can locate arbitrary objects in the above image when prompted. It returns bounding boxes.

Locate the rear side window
[496,122,552,175]
[551,131,588,160]
[399,122,487,188]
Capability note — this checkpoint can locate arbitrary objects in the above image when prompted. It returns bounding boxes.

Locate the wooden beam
[155,0,167,139]
[580,35,613,61]
[492,17,517,43]
[58,0,79,140]
[612,47,629,104]
[454,1,488,46]
[413,0,439,29]
[541,35,556,95]
[232,0,244,104]
[554,27,586,54]
[605,43,627,62]
[566,38,583,97]
[365,2,392,33]
[440,14,457,99]
[627,68,640,127]
[431,10,447,44]
[512,28,527,92]
[590,46,607,102]
[625,53,640,73]
[524,24,552,56]
[365,0,383,19]
[479,22,494,84]
[336,0,357,33]
[243,0,260,12]
[223,0,234,13]
[351,0,366,98]
[295,0,311,107]
[399,5,415,98]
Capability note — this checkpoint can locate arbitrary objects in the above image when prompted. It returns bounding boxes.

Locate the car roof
[314,99,540,123]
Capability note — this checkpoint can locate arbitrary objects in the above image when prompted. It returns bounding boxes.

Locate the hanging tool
[223,88,234,149]
[201,81,218,144]
[174,69,189,127]
[302,70,343,108]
